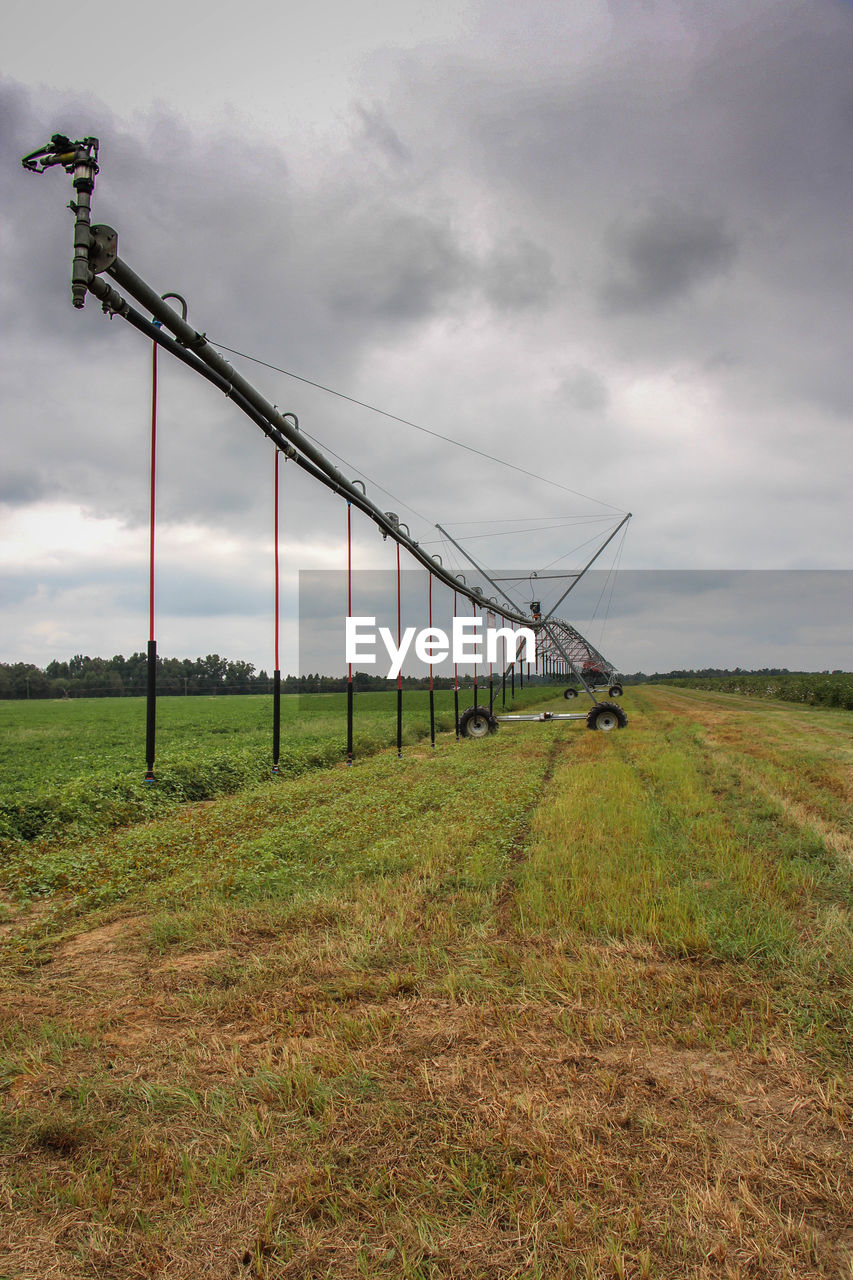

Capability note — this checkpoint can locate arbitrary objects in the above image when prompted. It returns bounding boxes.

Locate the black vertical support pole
[487,610,494,712]
[396,541,403,759]
[273,671,281,766]
[145,640,156,780]
[144,334,158,783]
[511,623,516,698]
[346,503,354,766]
[428,572,435,748]
[453,589,460,740]
[272,450,281,773]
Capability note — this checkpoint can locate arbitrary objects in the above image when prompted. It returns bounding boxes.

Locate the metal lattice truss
[534,619,618,689]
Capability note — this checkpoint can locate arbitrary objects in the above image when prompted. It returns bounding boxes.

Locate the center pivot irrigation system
[22,133,631,770]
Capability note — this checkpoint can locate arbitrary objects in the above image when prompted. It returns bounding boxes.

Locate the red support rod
[347,503,352,682]
[149,341,157,644]
[272,449,281,772]
[453,589,459,739]
[274,450,280,671]
[472,597,478,709]
[346,503,354,766]
[428,574,433,690]
[396,541,402,758]
[428,572,435,748]
[144,335,159,782]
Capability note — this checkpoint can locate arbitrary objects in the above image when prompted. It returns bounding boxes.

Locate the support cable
[593,522,629,649]
[206,339,627,513]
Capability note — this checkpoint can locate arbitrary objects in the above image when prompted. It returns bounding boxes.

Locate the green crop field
[0,686,547,850]
[1,686,851,1279]
[658,672,853,710]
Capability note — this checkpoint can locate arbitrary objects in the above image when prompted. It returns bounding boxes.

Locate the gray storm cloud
[3,0,852,670]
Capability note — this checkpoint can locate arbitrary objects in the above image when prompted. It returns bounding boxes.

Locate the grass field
[1,686,851,1278]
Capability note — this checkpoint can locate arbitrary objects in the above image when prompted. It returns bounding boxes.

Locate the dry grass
[0,688,850,1278]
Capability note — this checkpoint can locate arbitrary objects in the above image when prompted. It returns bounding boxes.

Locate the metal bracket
[89,224,118,275]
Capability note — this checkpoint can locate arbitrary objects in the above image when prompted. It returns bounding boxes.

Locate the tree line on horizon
[0,654,845,700]
[0,653,499,699]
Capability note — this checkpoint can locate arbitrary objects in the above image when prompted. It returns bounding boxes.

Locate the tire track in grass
[635,687,853,877]
[494,726,579,933]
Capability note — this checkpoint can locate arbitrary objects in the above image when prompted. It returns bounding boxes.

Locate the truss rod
[435,523,526,616]
[539,513,632,623]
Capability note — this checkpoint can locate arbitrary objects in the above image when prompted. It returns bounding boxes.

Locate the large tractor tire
[459,705,499,738]
[586,701,628,731]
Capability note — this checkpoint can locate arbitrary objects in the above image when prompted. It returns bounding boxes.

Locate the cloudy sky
[2,0,852,676]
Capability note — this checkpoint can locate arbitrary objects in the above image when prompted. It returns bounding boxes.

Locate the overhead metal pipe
[90,266,534,624]
[23,140,623,650]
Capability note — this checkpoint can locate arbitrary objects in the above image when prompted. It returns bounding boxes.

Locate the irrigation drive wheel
[460,705,498,738]
[608,683,623,698]
[563,687,579,699]
[586,701,628,731]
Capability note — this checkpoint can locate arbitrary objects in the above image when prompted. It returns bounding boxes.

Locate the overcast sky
[2,0,852,676]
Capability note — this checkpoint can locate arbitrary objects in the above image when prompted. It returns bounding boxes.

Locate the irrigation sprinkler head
[21,134,99,176]
[22,133,101,309]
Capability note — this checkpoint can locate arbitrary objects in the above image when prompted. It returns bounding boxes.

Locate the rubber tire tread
[586,700,628,730]
[459,705,499,738]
